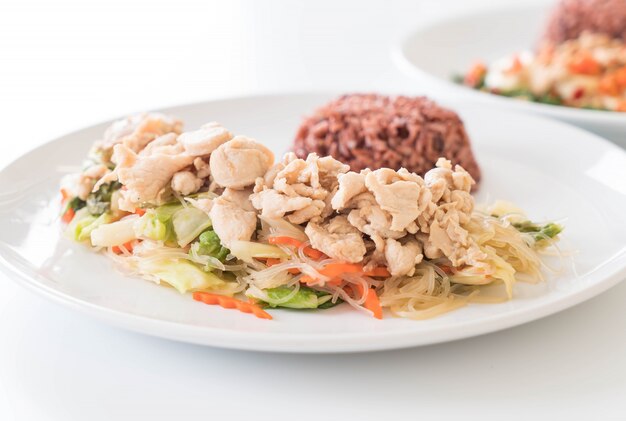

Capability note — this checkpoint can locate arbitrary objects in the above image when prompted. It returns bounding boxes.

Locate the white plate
[393,4,626,148]
[1,93,625,353]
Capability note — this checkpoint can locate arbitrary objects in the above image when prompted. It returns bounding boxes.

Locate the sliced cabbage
[134,210,171,241]
[91,216,139,247]
[137,258,228,294]
[66,209,115,243]
[259,215,308,242]
[251,286,338,309]
[171,206,212,247]
[229,240,289,263]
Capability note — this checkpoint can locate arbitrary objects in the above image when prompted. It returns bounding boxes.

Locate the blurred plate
[1,93,625,352]
[393,4,626,147]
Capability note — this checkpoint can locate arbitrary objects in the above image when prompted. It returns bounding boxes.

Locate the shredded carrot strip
[568,54,601,75]
[134,208,146,216]
[60,188,71,203]
[344,284,383,319]
[301,263,390,286]
[61,207,75,224]
[267,236,326,260]
[192,292,273,320]
[112,241,135,255]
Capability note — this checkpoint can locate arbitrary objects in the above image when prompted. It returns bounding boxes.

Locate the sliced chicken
[251,153,348,225]
[171,171,204,196]
[305,216,366,263]
[102,113,183,152]
[209,196,257,249]
[250,189,315,220]
[210,136,274,189]
[177,122,233,157]
[364,168,423,232]
[384,238,423,277]
[113,143,194,206]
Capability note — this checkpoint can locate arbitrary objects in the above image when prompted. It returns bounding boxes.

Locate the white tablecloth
[1,0,625,419]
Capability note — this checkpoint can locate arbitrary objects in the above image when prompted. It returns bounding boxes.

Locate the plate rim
[2,92,626,353]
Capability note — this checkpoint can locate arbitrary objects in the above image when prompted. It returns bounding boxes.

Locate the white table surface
[1,0,625,419]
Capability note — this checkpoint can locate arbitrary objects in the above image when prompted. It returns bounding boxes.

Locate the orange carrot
[464,61,487,87]
[112,241,135,255]
[267,236,326,260]
[568,54,601,75]
[134,208,146,216]
[61,207,75,224]
[345,284,383,319]
[60,188,71,204]
[301,263,390,285]
[363,267,391,277]
[359,286,383,320]
[192,292,273,320]
[265,258,282,266]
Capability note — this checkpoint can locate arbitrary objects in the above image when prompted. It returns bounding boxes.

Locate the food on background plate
[458,0,626,111]
[461,33,626,111]
[59,110,563,321]
[293,94,481,184]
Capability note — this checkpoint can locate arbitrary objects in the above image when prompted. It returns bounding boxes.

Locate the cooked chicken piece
[331,171,367,209]
[364,168,423,232]
[209,196,257,249]
[177,122,233,157]
[102,113,182,152]
[424,209,485,267]
[139,133,179,156]
[384,238,423,277]
[305,216,366,263]
[77,164,109,200]
[250,189,315,220]
[251,153,348,225]
[346,193,405,240]
[113,143,194,208]
[193,157,211,179]
[171,171,203,196]
[221,188,255,212]
[210,136,274,189]
[288,201,326,225]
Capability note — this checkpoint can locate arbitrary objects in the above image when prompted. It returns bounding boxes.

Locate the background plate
[393,4,626,147]
[1,93,625,352]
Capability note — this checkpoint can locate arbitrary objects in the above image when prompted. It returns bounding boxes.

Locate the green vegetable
[86,181,121,216]
[66,208,115,243]
[513,221,563,242]
[61,196,86,220]
[256,286,341,310]
[134,210,171,242]
[137,258,229,294]
[451,73,464,84]
[195,230,230,262]
[134,203,183,243]
[171,206,212,247]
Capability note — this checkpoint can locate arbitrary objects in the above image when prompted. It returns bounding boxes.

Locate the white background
[1,0,626,419]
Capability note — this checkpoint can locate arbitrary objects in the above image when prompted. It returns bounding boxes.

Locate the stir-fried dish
[459,32,626,111]
[60,112,563,320]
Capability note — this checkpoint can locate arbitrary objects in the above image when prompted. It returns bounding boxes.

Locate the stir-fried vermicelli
[60,112,563,320]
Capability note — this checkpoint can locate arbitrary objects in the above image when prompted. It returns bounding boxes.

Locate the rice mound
[543,0,626,44]
[292,94,481,184]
